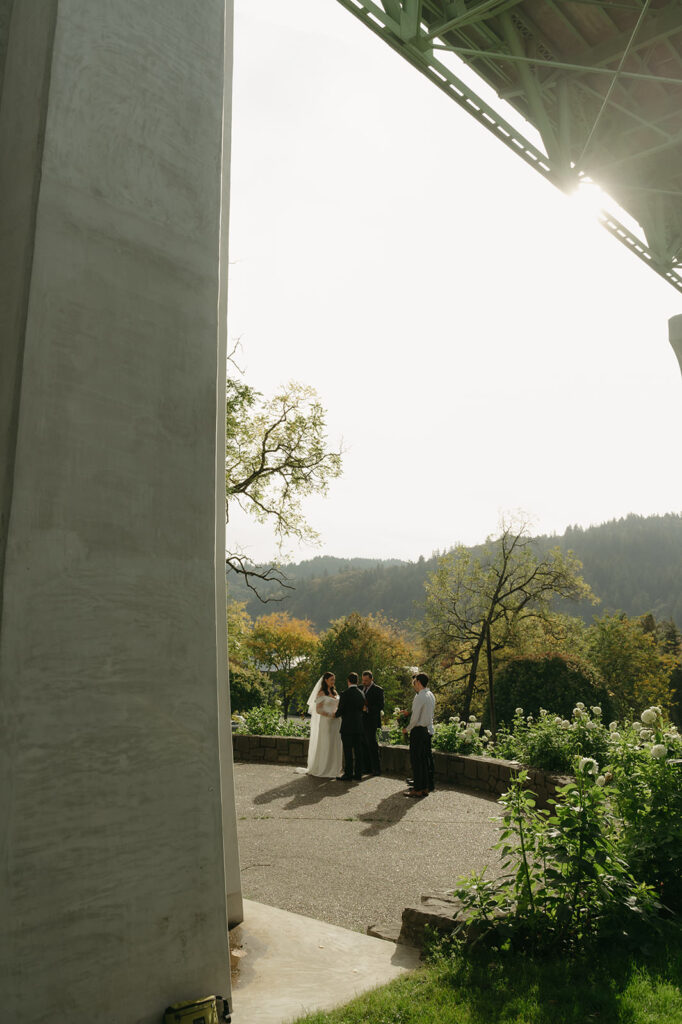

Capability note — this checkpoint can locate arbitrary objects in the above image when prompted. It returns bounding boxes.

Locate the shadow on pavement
[251,774,351,811]
[356,787,418,836]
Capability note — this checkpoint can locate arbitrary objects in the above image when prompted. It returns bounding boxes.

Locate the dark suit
[335,685,366,779]
[361,682,384,774]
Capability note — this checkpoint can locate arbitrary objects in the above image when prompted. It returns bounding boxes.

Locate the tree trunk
[485,622,496,739]
[462,640,484,718]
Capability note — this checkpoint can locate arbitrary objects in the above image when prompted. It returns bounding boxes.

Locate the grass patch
[291,929,682,1024]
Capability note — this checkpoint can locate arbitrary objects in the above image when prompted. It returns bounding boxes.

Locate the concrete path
[234,763,502,934]
[230,899,420,1024]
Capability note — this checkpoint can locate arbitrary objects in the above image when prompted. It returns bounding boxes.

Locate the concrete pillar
[670,314,682,378]
[0,2,241,1022]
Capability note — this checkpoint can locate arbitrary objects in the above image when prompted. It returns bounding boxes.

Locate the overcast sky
[226,0,681,565]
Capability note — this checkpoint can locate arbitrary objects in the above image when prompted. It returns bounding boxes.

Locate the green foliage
[421,515,595,720]
[227,599,270,711]
[226,375,342,552]
[432,715,491,755]
[232,704,309,738]
[493,705,610,774]
[492,654,613,728]
[609,710,682,913]
[452,766,660,955]
[586,612,677,716]
[314,611,416,709]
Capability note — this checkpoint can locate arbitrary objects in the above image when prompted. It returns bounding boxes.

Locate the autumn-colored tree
[226,600,270,712]
[246,612,319,717]
[315,611,418,710]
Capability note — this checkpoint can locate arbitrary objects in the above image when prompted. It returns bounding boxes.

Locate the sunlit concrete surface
[231,899,421,1024]
[234,763,502,934]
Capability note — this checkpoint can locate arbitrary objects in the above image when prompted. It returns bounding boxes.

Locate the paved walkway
[230,899,420,1024]
[234,763,502,934]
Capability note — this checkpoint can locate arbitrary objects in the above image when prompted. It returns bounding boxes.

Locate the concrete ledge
[231,733,569,806]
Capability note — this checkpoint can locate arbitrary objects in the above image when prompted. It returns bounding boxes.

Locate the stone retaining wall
[231,733,568,807]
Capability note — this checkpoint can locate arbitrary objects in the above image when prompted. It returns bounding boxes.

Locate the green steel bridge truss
[335,0,682,293]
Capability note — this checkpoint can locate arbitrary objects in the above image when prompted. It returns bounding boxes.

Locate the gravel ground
[234,763,502,934]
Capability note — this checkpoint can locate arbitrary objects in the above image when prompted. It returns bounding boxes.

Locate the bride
[305,671,343,778]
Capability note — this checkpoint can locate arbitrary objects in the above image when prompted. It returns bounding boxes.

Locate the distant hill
[226,513,682,630]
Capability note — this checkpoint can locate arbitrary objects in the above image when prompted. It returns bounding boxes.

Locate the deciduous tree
[246,612,319,718]
[421,516,595,731]
[225,350,343,599]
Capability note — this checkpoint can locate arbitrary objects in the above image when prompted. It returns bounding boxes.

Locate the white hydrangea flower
[449,716,457,723]
[561,720,571,730]
[554,716,563,725]
[539,708,547,716]
[639,729,653,742]
[609,721,619,732]
[585,720,597,731]
[632,721,643,733]
[464,727,475,741]
[573,708,584,720]
[515,708,524,716]
[591,706,602,716]
[576,702,585,711]
[609,731,621,741]
[484,729,492,738]
[578,756,598,775]
[651,744,667,760]
[641,708,657,725]
[469,714,477,722]
[596,775,606,787]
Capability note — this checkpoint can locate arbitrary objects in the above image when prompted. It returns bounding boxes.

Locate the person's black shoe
[336,775,353,782]
[353,775,363,781]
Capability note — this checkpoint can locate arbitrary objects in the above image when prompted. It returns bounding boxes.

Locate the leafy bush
[491,655,614,727]
[432,716,491,756]
[608,709,682,913]
[232,704,310,737]
[493,704,610,773]
[452,763,660,954]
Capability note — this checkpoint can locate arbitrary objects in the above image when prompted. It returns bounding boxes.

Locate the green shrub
[491,655,614,727]
[233,704,310,737]
[452,763,660,954]
[609,709,682,913]
[493,704,610,773]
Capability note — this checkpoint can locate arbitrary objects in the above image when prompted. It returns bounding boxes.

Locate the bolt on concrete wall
[0,2,240,1020]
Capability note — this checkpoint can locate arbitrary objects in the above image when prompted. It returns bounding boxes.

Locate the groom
[361,670,384,776]
[334,672,366,781]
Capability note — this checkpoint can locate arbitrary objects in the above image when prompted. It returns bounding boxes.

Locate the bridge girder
[335,0,682,293]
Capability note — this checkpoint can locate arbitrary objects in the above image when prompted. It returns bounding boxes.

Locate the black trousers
[409,726,433,791]
[362,720,381,774]
[341,731,364,779]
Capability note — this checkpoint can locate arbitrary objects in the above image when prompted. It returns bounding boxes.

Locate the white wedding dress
[306,691,343,778]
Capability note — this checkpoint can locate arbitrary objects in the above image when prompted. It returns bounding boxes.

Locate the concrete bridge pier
[0,2,241,1021]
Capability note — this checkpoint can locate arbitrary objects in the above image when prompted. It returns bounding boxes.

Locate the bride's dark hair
[321,671,337,697]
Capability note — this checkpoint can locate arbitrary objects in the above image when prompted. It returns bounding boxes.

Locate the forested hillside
[227,513,682,629]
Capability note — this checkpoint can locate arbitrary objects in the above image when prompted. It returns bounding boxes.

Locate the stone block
[261,737,276,748]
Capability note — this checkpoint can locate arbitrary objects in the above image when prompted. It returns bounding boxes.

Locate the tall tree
[246,612,319,718]
[585,612,677,715]
[225,346,343,598]
[315,611,417,710]
[421,516,595,729]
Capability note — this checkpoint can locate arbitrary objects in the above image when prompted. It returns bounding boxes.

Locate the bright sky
[226,0,681,565]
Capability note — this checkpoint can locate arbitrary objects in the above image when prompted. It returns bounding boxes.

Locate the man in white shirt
[403,672,435,798]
